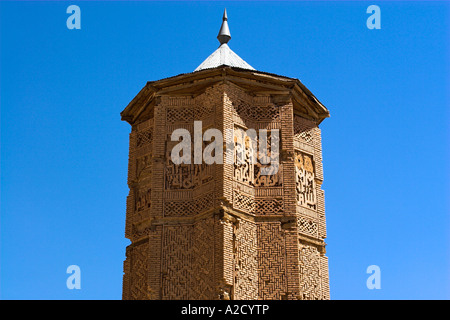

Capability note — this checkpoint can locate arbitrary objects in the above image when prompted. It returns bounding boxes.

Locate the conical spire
[194,9,255,72]
[217,9,231,45]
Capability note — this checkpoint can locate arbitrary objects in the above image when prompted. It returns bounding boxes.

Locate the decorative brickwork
[257,222,287,299]
[233,219,258,299]
[121,66,330,300]
[161,225,192,299]
[298,240,329,300]
[123,239,150,300]
[298,241,323,300]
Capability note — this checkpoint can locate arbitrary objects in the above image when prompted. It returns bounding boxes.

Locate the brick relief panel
[233,100,280,123]
[233,219,258,299]
[191,218,215,299]
[257,223,287,299]
[165,161,214,190]
[135,187,151,213]
[163,96,216,218]
[136,126,153,148]
[233,124,283,216]
[161,218,216,300]
[233,126,282,187]
[298,240,325,300]
[126,119,154,242]
[295,151,316,210]
[128,240,150,300]
[161,225,192,299]
[164,191,215,217]
[293,115,315,145]
[230,92,281,131]
[297,216,319,238]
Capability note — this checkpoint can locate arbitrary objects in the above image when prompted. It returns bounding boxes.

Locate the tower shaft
[121,67,330,300]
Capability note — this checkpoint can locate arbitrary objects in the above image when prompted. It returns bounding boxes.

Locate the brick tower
[121,10,330,300]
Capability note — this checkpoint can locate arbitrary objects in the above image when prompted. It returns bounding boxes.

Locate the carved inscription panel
[233,126,282,188]
[295,151,316,210]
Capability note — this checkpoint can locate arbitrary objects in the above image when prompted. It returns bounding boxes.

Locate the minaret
[121,9,330,300]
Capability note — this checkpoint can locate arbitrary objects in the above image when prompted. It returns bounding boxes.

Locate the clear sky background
[1,1,449,300]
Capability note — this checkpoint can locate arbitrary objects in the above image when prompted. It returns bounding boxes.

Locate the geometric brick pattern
[298,241,324,300]
[233,220,258,299]
[257,223,287,299]
[191,218,215,299]
[164,192,215,217]
[128,240,149,300]
[297,216,318,237]
[293,115,315,144]
[161,225,192,299]
[233,190,284,215]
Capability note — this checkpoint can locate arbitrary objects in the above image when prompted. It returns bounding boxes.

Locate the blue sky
[1,1,449,300]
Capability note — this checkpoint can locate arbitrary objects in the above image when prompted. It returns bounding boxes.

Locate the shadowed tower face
[121,9,331,300]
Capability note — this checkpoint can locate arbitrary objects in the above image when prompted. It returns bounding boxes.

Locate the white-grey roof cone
[194,9,255,72]
[194,43,255,72]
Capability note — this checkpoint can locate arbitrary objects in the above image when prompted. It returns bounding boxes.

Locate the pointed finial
[217,9,231,45]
